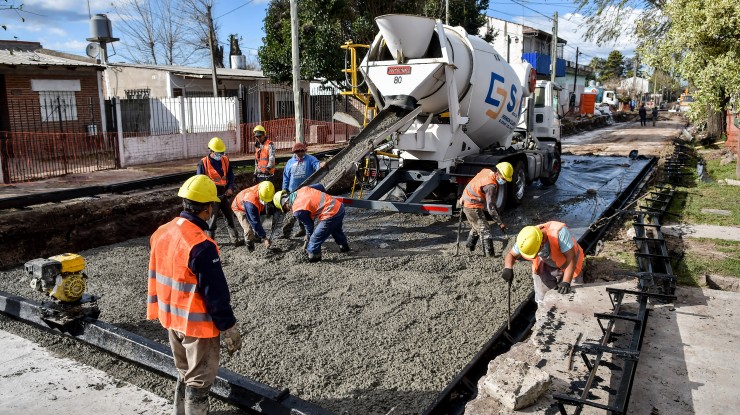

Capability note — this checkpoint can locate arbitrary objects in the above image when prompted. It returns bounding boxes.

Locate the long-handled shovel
[454,209,464,256]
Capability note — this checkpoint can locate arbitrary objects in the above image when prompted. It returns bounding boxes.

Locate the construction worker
[196,137,243,246]
[148,175,241,415]
[273,184,350,262]
[459,162,513,257]
[281,142,322,239]
[231,181,275,252]
[253,125,275,182]
[502,222,584,304]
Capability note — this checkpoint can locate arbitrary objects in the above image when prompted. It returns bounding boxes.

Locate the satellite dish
[86,43,100,58]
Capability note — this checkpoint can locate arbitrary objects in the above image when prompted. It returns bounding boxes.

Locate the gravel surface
[0,208,532,414]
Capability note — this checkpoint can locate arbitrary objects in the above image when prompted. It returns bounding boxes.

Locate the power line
[216,0,254,19]
[509,0,554,21]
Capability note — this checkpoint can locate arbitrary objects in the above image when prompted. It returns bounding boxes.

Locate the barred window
[39,91,78,122]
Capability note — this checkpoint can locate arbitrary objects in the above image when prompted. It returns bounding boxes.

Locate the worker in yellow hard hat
[502,222,584,303]
[231,181,276,252]
[458,162,513,257]
[273,183,350,262]
[148,175,241,414]
[253,125,276,182]
[197,137,242,246]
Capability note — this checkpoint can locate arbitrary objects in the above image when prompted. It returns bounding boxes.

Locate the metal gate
[0,96,117,183]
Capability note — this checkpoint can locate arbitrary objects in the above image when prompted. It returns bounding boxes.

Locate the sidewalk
[0,329,169,415]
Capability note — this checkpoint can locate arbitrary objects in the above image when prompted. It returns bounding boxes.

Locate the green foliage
[602,50,625,81]
[1,0,25,31]
[639,0,740,120]
[258,0,490,85]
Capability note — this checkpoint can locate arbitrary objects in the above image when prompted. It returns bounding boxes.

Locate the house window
[31,79,81,123]
[39,91,78,122]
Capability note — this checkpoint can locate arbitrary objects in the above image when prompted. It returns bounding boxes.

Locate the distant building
[619,77,651,95]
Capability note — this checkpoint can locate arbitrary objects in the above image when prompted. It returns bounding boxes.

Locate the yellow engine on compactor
[25,253,88,302]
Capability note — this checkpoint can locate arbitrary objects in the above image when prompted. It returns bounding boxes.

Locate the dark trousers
[306,210,348,255]
[207,194,237,236]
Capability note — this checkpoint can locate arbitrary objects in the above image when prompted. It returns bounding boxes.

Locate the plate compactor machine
[25,253,100,327]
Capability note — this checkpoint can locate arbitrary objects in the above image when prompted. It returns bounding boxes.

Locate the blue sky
[1,0,639,66]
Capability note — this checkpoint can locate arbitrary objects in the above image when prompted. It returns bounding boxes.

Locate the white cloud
[42,39,90,54]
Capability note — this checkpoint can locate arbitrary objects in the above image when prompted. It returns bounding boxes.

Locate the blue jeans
[306,208,348,255]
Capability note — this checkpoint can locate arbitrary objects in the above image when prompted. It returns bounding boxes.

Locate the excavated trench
[0,155,652,414]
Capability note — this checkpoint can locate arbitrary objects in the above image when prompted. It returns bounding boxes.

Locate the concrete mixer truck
[304,14,562,215]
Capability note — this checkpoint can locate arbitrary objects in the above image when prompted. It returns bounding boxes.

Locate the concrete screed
[0,112,695,414]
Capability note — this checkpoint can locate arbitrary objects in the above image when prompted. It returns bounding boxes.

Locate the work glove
[221,325,242,356]
[557,281,571,294]
[501,268,514,284]
[302,235,309,250]
[263,238,272,249]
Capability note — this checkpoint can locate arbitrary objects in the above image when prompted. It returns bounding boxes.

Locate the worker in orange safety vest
[253,125,275,182]
[502,221,585,303]
[273,184,350,262]
[459,162,513,257]
[148,175,241,415]
[196,136,242,246]
[231,181,276,252]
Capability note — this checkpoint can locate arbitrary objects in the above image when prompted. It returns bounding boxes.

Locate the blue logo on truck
[485,71,520,129]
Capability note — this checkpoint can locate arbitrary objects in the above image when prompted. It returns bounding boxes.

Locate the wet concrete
[0,153,652,414]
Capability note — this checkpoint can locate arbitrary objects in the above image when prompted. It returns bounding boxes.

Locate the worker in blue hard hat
[196,137,242,246]
[459,162,513,257]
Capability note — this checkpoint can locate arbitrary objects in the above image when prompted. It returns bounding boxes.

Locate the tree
[638,0,740,137]
[602,50,625,82]
[258,0,491,85]
[1,0,26,31]
[112,0,219,66]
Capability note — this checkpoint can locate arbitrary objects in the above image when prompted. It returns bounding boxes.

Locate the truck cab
[529,80,561,141]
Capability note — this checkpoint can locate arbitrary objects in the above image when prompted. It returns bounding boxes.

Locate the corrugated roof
[111,62,265,79]
[0,48,103,68]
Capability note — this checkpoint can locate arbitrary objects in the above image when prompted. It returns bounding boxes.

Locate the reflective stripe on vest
[461,169,497,209]
[291,187,341,220]
[526,221,584,277]
[147,217,220,338]
[202,156,229,187]
[255,140,275,175]
[231,185,265,214]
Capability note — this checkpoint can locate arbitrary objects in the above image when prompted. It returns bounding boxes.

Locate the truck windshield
[534,87,546,108]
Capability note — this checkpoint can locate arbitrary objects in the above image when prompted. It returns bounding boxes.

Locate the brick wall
[2,68,102,134]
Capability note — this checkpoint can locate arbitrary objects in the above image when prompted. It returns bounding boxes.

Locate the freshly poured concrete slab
[0,329,169,415]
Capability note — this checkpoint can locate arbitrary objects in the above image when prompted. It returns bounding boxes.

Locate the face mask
[497,178,506,185]
[212,153,223,161]
[537,241,550,259]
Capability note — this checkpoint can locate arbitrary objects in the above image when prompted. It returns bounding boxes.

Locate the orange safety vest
[525,221,584,277]
[461,169,498,209]
[255,139,275,175]
[147,217,220,338]
[202,155,230,187]
[231,185,265,214]
[291,187,342,220]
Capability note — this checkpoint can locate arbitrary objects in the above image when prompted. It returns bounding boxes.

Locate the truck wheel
[508,161,526,206]
[540,151,561,186]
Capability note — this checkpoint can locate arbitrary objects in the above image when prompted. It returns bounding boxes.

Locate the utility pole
[572,47,580,93]
[632,55,639,103]
[550,11,558,84]
[446,0,449,25]
[207,5,219,98]
[290,0,304,143]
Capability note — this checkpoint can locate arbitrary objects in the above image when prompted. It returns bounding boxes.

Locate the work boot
[308,252,322,263]
[465,234,479,252]
[246,240,255,252]
[184,386,209,415]
[172,378,185,415]
[227,228,243,246]
[483,238,495,257]
[339,244,350,253]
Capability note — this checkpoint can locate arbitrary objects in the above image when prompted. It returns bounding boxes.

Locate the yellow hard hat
[208,137,226,153]
[178,175,220,203]
[273,190,288,212]
[253,125,266,135]
[516,226,543,259]
[258,181,275,203]
[496,162,514,182]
